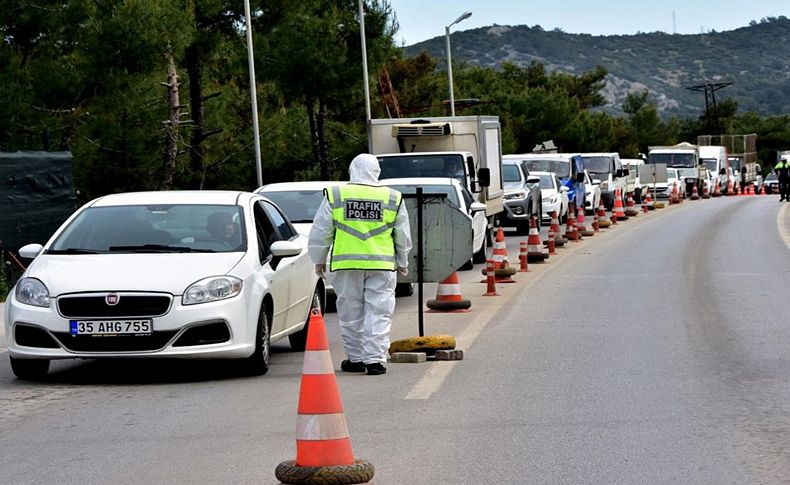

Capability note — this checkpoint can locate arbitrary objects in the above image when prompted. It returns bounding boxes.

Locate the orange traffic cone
[712,178,722,197]
[546,226,556,254]
[527,216,549,262]
[481,226,516,283]
[596,200,611,228]
[427,272,471,313]
[577,208,594,237]
[669,183,678,204]
[624,193,639,217]
[483,259,498,296]
[546,211,567,246]
[564,204,580,241]
[592,212,600,231]
[613,189,628,220]
[275,310,374,484]
[690,184,700,200]
[519,241,529,272]
[702,181,710,199]
[644,191,655,210]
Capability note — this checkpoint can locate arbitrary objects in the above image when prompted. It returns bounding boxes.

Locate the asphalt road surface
[1,196,788,484]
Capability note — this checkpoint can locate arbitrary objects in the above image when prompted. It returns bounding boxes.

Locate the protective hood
[348,153,381,184]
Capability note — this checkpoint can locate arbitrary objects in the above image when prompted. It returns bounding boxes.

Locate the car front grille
[58,294,172,318]
[51,331,179,352]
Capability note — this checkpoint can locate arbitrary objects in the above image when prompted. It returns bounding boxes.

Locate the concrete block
[390,352,427,364]
[434,349,464,361]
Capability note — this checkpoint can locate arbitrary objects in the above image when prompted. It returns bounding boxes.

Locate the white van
[579,153,627,210]
[621,158,645,202]
[698,146,730,194]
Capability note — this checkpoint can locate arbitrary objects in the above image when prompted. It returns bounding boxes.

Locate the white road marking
[405,235,587,400]
[778,203,790,250]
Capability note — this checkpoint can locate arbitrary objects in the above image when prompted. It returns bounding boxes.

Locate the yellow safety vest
[326,184,401,271]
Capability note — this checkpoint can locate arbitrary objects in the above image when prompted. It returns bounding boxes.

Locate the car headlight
[505,190,528,200]
[15,277,50,307]
[182,276,243,305]
[542,196,557,204]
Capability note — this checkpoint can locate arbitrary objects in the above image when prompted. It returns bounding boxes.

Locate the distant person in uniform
[775,157,790,201]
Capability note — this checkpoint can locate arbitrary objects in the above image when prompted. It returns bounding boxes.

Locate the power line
[685,81,733,133]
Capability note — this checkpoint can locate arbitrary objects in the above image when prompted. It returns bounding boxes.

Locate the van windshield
[701,159,718,173]
[378,154,465,183]
[648,153,696,167]
[581,156,612,174]
[519,159,569,178]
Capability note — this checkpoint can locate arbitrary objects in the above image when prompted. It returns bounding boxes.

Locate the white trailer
[368,115,504,226]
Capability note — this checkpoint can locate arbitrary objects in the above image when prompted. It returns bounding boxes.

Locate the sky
[386,0,790,45]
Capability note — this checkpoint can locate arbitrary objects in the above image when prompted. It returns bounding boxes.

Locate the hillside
[403,17,790,117]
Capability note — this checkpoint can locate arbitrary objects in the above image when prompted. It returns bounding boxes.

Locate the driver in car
[206,212,240,247]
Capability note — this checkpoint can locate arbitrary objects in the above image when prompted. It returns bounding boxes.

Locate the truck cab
[579,152,627,210]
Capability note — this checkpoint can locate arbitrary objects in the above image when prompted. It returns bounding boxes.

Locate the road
[1,197,789,484]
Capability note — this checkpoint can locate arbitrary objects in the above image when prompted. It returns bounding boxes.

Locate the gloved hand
[397,267,408,276]
[314,264,326,276]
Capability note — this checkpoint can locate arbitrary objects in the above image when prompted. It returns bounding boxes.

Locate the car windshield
[678,169,697,178]
[701,159,718,173]
[48,204,246,253]
[649,153,696,166]
[537,174,555,189]
[262,189,325,223]
[384,184,459,207]
[502,164,523,183]
[766,172,778,181]
[520,158,570,178]
[580,156,612,174]
[378,155,466,182]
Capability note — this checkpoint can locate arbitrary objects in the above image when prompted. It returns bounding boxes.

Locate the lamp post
[445,11,472,117]
[243,0,263,188]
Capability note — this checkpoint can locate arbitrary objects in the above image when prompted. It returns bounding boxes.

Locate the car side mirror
[560,186,570,193]
[20,243,44,259]
[469,202,486,213]
[476,168,491,189]
[615,169,624,178]
[270,240,302,258]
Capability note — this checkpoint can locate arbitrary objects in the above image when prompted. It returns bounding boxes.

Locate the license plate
[69,319,153,336]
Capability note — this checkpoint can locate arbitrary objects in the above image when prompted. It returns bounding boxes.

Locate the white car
[582,170,602,215]
[531,171,569,223]
[651,168,684,200]
[381,177,487,269]
[255,181,343,237]
[4,191,323,380]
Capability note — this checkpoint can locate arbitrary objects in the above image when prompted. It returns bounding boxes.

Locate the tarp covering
[1,151,77,250]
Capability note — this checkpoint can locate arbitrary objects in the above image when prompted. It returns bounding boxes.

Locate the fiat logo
[105,293,120,306]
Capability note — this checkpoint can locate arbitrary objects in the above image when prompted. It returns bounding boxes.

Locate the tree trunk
[185,44,205,190]
[317,97,329,180]
[306,96,322,178]
[160,50,181,191]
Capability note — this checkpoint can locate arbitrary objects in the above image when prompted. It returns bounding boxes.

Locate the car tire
[395,282,414,297]
[242,304,271,376]
[10,357,50,380]
[289,289,323,351]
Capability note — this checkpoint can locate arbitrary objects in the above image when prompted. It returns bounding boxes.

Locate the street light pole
[243,0,263,188]
[445,11,472,117]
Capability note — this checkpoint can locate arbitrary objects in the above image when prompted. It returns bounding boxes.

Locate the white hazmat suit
[308,154,412,367]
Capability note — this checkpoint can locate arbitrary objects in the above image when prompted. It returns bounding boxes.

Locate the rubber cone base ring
[275,459,374,484]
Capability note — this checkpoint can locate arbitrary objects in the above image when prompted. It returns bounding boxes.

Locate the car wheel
[242,304,271,376]
[289,289,323,351]
[395,282,414,297]
[10,357,50,380]
[472,232,488,264]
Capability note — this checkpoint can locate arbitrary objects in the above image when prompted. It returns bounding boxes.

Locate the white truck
[698,145,729,194]
[698,134,759,194]
[368,116,504,238]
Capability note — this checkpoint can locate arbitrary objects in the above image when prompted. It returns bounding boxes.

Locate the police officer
[776,157,790,201]
[308,154,412,375]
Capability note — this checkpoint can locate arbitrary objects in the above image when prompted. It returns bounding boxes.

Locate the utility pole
[685,81,732,133]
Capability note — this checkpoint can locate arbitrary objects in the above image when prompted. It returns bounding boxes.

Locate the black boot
[365,363,387,375]
[340,360,366,372]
